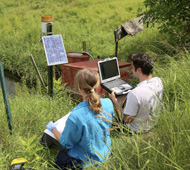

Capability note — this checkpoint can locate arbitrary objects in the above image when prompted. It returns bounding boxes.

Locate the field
[1,52,190,169]
[0,0,169,84]
[0,0,190,169]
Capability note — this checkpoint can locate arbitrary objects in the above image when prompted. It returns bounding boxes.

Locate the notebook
[97,57,133,96]
[44,112,71,139]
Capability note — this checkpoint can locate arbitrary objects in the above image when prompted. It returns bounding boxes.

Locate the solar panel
[42,34,68,66]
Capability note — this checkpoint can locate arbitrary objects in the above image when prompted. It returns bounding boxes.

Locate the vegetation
[0,0,170,84]
[142,0,190,44]
[0,0,190,169]
[1,50,190,169]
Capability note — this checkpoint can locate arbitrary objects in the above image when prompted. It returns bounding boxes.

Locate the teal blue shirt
[59,98,114,165]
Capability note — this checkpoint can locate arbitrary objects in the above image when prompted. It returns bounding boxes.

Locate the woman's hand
[46,121,57,132]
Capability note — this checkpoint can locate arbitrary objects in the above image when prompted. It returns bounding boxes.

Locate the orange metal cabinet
[61,59,131,97]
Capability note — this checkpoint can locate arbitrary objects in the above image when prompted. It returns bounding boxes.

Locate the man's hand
[123,114,134,124]
[108,91,118,105]
[46,121,57,132]
[108,91,124,120]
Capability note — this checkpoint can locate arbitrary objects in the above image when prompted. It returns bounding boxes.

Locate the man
[109,53,163,133]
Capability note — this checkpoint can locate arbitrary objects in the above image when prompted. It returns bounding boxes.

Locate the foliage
[1,0,190,169]
[0,82,75,169]
[18,136,42,168]
[1,50,190,169]
[52,77,67,97]
[0,0,170,84]
[142,0,190,44]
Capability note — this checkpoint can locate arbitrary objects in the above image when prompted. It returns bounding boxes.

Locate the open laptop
[97,57,133,96]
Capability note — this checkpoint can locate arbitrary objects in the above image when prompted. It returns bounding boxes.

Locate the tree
[143,0,190,43]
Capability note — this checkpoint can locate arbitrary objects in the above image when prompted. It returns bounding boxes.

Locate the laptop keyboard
[104,79,125,88]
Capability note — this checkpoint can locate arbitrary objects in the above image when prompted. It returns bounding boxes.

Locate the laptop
[97,57,133,96]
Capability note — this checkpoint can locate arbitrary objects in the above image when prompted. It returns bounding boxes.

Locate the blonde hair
[75,68,102,114]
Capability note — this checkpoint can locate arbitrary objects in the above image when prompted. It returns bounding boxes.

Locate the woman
[43,68,114,169]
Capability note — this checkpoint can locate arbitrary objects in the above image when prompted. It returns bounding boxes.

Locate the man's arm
[109,91,135,123]
[108,91,124,120]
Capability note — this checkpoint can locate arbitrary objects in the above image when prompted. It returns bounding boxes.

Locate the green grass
[1,0,190,169]
[1,51,190,169]
[0,84,75,169]
[0,0,170,85]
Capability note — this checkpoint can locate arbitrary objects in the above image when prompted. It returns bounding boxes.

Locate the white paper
[44,112,71,139]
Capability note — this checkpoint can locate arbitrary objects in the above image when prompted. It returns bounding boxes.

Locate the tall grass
[0,83,75,169]
[1,0,190,169]
[94,51,190,170]
[1,50,190,169]
[0,0,169,84]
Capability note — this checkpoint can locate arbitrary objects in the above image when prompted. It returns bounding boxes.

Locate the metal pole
[115,42,118,57]
[83,41,86,51]
[47,23,53,97]
[48,65,53,97]
[30,54,46,90]
[0,62,13,134]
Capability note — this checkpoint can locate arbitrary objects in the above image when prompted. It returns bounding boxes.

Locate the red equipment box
[61,59,131,97]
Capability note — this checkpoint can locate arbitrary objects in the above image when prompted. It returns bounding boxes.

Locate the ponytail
[75,69,102,114]
[86,88,102,114]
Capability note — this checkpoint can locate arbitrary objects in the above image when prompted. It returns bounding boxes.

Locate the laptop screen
[98,57,120,83]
